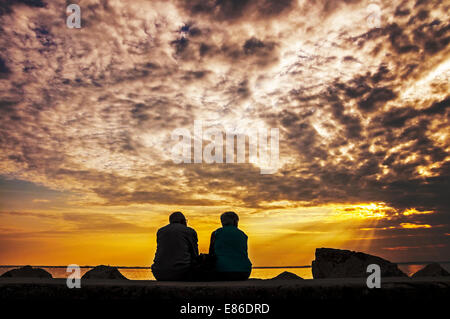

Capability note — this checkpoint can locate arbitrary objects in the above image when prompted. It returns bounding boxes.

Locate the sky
[0,0,449,267]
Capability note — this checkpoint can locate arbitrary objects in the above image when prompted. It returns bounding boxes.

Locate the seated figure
[151,212,198,281]
[209,211,252,280]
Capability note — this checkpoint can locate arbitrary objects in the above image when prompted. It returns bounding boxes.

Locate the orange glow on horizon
[400,223,432,229]
[1,201,437,267]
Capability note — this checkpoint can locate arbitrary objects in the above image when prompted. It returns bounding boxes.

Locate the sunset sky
[0,0,449,267]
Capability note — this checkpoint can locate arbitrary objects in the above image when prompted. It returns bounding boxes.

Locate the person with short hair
[151,212,199,281]
[209,211,252,280]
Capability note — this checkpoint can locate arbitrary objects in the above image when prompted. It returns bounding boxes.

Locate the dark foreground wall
[1,277,449,318]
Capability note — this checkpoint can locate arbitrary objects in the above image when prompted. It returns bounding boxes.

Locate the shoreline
[2,261,450,268]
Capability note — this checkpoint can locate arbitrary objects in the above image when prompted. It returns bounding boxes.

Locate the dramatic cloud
[0,0,448,264]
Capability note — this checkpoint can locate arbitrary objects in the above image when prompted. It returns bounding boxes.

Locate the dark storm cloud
[243,38,275,56]
[0,0,46,16]
[423,96,450,115]
[329,101,363,139]
[171,37,189,54]
[0,57,10,76]
[179,0,295,21]
[0,0,448,238]
[358,87,397,111]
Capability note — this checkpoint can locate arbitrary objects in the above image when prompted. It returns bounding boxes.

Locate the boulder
[412,263,450,278]
[81,265,128,280]
[312,248,407,279]
[270,271,303,280]
[0,265,52,278]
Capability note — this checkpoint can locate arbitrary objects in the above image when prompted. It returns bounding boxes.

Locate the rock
[81,265,128,280]
[0,265,52,278]
[312,248,407,279]
[270,271,303,280]
[412,263,450,278]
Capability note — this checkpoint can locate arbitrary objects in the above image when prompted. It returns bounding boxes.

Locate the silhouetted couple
[151,211,252,281]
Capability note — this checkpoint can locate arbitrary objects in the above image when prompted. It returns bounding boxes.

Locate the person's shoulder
[237,228,248,238]
[157,224,170,232]
[185,226,197,235]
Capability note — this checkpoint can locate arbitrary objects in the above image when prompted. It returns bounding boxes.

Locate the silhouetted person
[151,212,198,281]
[209,211,252,280]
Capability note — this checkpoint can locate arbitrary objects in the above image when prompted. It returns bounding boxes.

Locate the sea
[1,262,449,280]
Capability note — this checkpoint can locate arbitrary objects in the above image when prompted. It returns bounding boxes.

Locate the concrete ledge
[2,277,449,317]
[1,276,449,299]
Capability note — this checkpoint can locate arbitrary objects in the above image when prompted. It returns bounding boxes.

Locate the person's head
[169,211,187,226]
[220,211,239,227]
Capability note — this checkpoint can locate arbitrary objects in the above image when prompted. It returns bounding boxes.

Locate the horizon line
[1,261,450,269]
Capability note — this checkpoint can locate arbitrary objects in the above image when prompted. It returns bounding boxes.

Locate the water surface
[1,263,449,280]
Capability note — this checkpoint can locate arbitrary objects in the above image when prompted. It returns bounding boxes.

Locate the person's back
[209,211,252,280]
[213,225,252,272]
[152,212,198,281]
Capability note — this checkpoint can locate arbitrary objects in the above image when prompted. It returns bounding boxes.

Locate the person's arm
[209,231,216,256]
[152,229,162,267]
[244,234,249,257]
[191,230,199,258]
[244,233,252,267]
